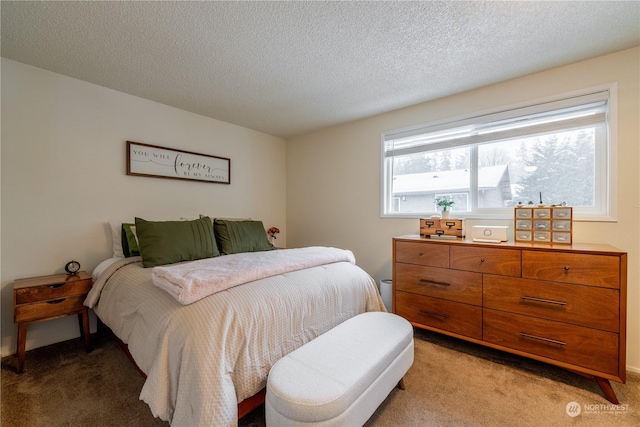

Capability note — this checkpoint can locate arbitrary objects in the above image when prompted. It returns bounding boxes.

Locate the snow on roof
[392,165,509,194]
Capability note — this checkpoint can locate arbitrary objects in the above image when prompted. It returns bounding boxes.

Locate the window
[381,87,615,220]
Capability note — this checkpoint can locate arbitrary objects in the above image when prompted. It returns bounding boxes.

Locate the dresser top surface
[393,235,626,255]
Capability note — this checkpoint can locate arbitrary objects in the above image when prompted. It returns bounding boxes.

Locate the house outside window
[381,86,615,221]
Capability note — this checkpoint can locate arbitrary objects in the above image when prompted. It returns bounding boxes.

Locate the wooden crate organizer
[514,206,572,244]
[420,218,464,238]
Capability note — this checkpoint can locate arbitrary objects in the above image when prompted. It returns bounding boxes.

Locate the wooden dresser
[392,235,627,403]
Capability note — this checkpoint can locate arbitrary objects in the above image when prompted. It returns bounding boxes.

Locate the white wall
[286,47,640,372]
[3,47,639,373]
[0,59,287,356]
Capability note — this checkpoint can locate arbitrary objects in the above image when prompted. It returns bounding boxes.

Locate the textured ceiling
[2,1,639,138]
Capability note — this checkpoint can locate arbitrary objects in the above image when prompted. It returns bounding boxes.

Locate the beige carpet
[2,328,638,426]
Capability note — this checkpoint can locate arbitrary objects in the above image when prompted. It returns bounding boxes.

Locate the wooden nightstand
[13,271,92,373]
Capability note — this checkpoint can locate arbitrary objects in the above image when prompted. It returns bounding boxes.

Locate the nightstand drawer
[15,279,92,304]
[395,263,482,306]
[395,291,482,340]
[14,295,87,324]
[483,274,620,332]
[483,309,619,376]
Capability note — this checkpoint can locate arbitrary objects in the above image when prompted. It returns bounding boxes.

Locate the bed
[85,217,385,426]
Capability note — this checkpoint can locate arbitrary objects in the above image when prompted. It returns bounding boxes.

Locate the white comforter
[87,251,385,426]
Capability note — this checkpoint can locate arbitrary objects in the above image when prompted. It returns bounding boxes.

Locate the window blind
[384,90,609,158]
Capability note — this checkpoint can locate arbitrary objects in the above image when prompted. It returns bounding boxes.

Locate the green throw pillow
[121,223,140,257]
[213,219,275,255]
[135,217,219,268]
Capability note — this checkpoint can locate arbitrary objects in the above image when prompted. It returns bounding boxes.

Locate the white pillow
[110,221,125,258]
[92,257,123,281]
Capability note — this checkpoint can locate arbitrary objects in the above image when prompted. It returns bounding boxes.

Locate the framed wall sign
[126,141,230,184]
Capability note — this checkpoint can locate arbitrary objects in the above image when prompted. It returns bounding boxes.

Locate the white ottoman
[266,312,414,426]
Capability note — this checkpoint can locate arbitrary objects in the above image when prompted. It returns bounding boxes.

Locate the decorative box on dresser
[392,235,627,403]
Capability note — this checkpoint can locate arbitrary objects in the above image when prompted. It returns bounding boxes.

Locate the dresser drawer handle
[47,283,65,289]
[419,279,450,287]
[419,309,449,319]
[47,299,66,305]
[520,296,567,306]
[520,333,566,346]
[564,266,570,271]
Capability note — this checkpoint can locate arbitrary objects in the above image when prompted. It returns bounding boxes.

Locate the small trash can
[378,279,392,312]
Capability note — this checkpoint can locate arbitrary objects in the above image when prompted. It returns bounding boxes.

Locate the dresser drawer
[483,275,620,332]
[14,295,87,324]
[450,246,521,276]
[395,264,482,305]
[395,241,449,268]
[395,291,482,340]
[483,309,619,376]
[14,279,92,304]
[522,251,620,288]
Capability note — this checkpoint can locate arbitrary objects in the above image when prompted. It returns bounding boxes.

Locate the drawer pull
[419,309,449,319]
[47,299,66,305]
[564,266,570,271]
[419,279,450,287]
[47,283,65,289]
[520,333,566,346]
[418,252,424,257]
[520,296,567,306]
[480,258,485,263]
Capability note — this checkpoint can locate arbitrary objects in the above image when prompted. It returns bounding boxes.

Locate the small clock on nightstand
[65,260,81,275]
